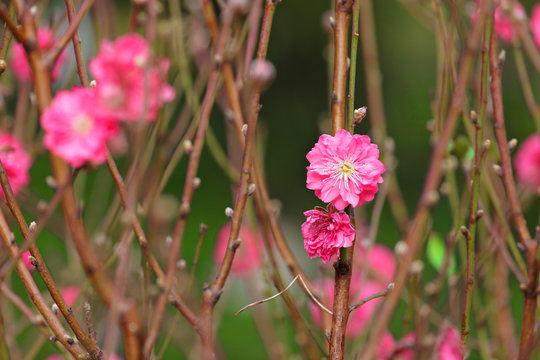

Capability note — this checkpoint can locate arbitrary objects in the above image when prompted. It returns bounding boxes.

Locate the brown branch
[488,19,537,359]
[328,1,354,359]
[0,161,102,359]
[106,150,200,329]
[331,0,353,134]
[359,0,489,357]
[46,0,95,67]
[64,0,89,86]
[0,211,87,359]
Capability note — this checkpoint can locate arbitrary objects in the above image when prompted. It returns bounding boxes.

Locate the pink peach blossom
[531,4,540,49]
[306,129,385,210]
[22,250,34,270]
[89,33,175,122]
[514,134,540,189]
[0,131,32,199]
[376,332,396,360]
[437,326,463,360]
[61,286,81,307]
[302,205,355,263]
[472,0,526,43]
[213,222,261,276]
[356,244,396,284]
[308,279,384,337]
[41,87,119,167]
[11,28,67,82]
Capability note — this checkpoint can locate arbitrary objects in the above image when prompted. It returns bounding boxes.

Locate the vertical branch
[461,13,492,345]
[331,0,353,134]
[64,0,89,85]
[488,14,538,360]
[328,1,354,359]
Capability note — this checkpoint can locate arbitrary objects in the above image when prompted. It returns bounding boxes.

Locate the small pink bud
[250,60,276,91]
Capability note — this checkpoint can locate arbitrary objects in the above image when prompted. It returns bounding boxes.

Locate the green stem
[461,13,492,345]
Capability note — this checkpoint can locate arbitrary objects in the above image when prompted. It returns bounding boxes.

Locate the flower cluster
[0,131,32,199]
[302,205,355,262]
[11,27,67,82]
[302,129,385,262]
[40,33,175,167]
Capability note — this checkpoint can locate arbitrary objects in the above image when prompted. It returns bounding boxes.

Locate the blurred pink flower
[22,250,34,270]
[61,286,81,307]
[0,131,32,199]
[308,279,384,337]
[437,326,463,360]
[306,129,385,210]
[472,0,526,43]
[302,205,355,263]
[531,4,540,48]
[213,222,261,276]
[41,87,119,167]
[514,134,540,189]
[355,243,396,284]
[375,332,416,359]
[376,332,396,360]
[89,33,175,122]
[11,28,67,82]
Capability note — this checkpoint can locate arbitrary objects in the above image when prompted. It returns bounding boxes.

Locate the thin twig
[349,282,393,312]
[236,275,333,316]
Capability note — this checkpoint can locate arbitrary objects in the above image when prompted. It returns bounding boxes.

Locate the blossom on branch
[0,131,32,199]
[301,204,355,263]
[11,28,67,82]
[89,33,175,122]
[306,129,385,210]
[514,133,540,189]
[41,87,119,167]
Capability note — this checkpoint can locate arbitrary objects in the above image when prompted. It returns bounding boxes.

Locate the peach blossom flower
[0,131,32,199]
[11,28,67,82]
[89,33,175,122]
[437,326,463,360]
[302,205,355,263]
[306,129,385,210]
[213,222,261,276]
[514,134,540,189]
[41,87,119,167]
[531,4,540,49]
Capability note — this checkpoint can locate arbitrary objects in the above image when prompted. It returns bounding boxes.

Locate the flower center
[339,161,354,175]
[73,115,93,135]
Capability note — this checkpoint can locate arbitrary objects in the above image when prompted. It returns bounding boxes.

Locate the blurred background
[2,0,540,358]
